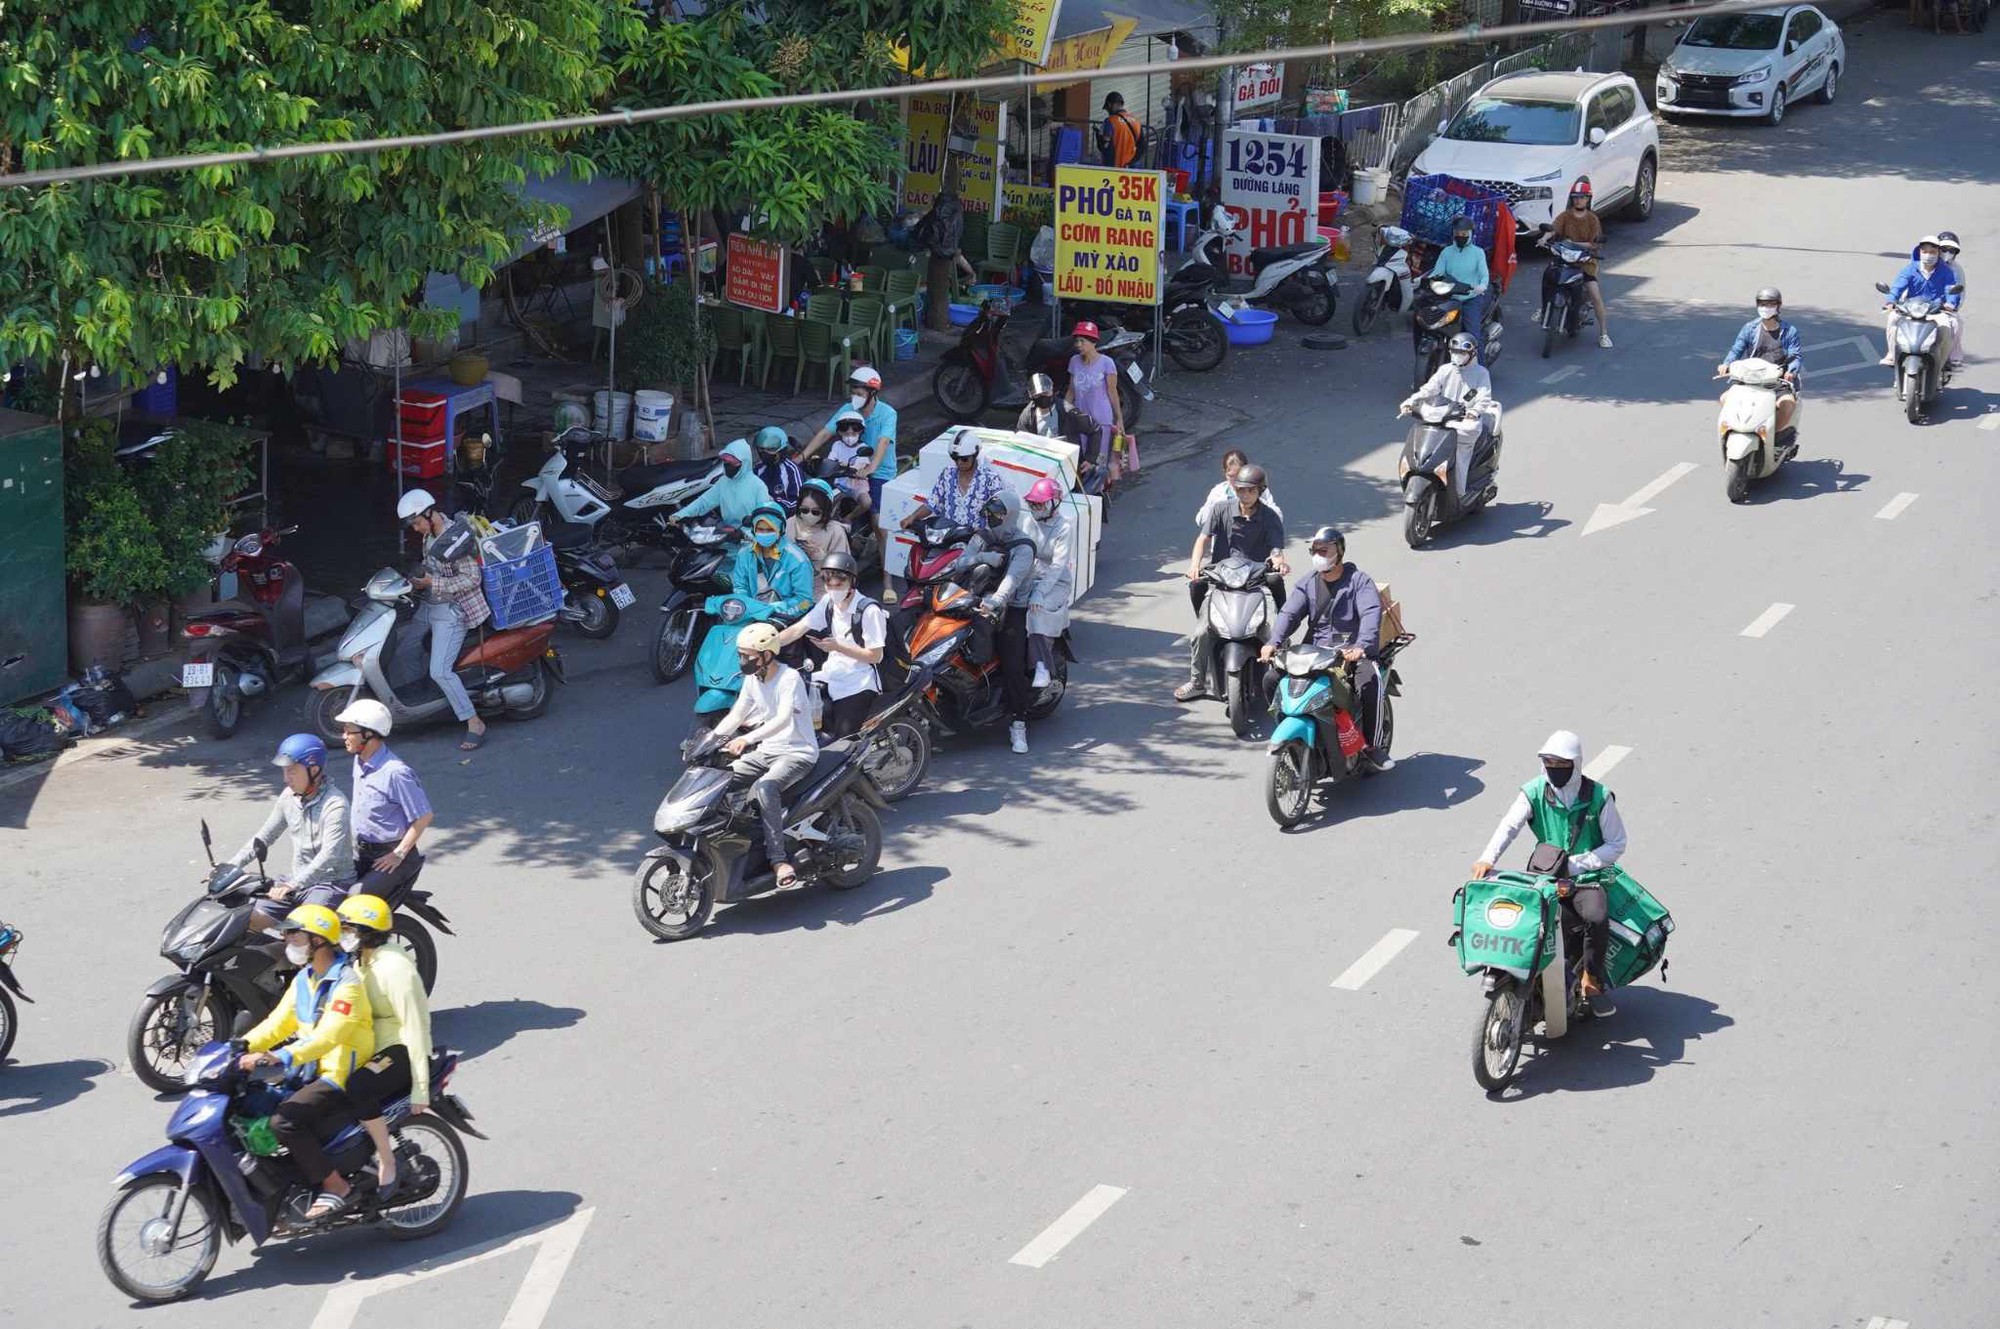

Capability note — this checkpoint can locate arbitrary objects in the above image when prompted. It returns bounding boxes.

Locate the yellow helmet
[336,894,394,934]
[280,903,342,945]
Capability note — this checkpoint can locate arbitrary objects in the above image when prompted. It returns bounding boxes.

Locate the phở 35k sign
[1052,165,1163,306]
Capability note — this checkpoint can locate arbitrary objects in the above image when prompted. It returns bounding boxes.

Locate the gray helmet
[820,551,859,580]
[1308,525,1344,550]
[1234,464,1267,492]
[1028,372,1056,401]
[1756,286,1783,307]
[1447,331,1478,355]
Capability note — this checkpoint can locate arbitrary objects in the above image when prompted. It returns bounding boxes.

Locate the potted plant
[132,421,252,651]
[65,473,169,674]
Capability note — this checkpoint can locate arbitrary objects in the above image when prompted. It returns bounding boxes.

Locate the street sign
[1052,165,1164,306]
[1217,130,1322,279]
[1231,64,1285,117]
[724,233,788,313]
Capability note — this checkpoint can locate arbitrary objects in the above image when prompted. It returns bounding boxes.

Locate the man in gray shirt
[237,733,354,926]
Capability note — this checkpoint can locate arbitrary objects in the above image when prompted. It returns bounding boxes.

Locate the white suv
[1410,70,1660,232]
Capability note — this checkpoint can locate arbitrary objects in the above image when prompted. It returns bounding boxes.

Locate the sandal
[458,728,487,752]
[773,863,799,889]
[306,1189,356,1221]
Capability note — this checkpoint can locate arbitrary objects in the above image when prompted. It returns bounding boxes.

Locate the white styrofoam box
[915,427,1079,495]
[878,470,934,581]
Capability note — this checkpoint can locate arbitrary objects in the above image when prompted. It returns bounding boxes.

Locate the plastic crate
[1399,174,1507,251]
[479,521,543,564]
[398,390,449,442]
[481,544,562,628]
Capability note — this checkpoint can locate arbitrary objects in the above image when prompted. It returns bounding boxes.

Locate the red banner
[725,233,787,313]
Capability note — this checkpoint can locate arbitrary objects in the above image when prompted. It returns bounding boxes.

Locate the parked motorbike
[1072,257,1231,372]
[1537,236,1595,358]
[98,1037,479,1303]
[543,523,633,639]
[1188,206,1338,326]
[305,569,564,742]
[1716,359,1801,503]
[449,431,505,518]
[1194,555,1277,738]
[1876,280,1963,424]
[0,918,29,1066]
[1352,226,1420,336]
[651,523,737,684]
[1265,636,1413,828]
[901,564,1069,739]
[512,425,718,549]
[181,526,352,739]
[128,822,450,1094]
[933,298,1154,425]
[1398,390,1503,546]
[632,701,909,941]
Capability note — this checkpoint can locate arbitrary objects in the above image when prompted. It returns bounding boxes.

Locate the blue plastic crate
[1399,174,1507,251]
[481,544,562,629]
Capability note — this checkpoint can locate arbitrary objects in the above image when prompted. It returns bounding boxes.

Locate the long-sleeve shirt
[1403,359,1494,412]
[1429,240,1489,300]
[1724,318,1803,381]
[967,524,1037,610]
[232,785,355,891]
[1887,259,1962,309]
[1479,777,1629,874]
[714,662,817,760]
[246,956,373,1088]
[359,943,433,1106]
[1271,565,1383,657]
[728,542,815,616]
[422,536,491,630]
[755,458,805,513]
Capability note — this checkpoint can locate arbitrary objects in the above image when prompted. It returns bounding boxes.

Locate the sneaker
[1598,333,1613,349]
[1173,681,1206,703]
[1008,720,1028,754]
[1582,994,1617,1018]
[1031,662,1051,690]
[1362,748,1396,773]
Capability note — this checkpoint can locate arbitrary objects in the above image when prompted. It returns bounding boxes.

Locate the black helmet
[1447,331,1478,355]
[820,551,859,580]
[1451,215,1474,237]
[1308,525,1344,549]
[1234,464,1267,491]
[1028,372,1056,401]
[1756,286,1783,307]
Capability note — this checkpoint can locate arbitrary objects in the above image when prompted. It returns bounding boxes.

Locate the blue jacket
[1725,317,1803,381]
[729,540,815,616]
[1429,240,1489,301]
[1888,259,1962,309]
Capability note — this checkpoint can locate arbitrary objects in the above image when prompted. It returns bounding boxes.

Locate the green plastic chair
[736,308,769,386]
[796,318,856,398]
[856,265,888,293]
[959,212,989,264]
[709,304,748,381]
[804,290,844,326]
[871,244,917,272]
[808,256,840,287]
[760,314,802,392]
[979,222,1023,285]
[846,294,887,361]
[884,269,922,334]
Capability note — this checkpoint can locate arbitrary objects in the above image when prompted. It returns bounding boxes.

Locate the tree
[0,1,613,391]
[1211,0,1469,94]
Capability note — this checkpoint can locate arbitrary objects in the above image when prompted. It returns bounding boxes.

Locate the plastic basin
[1217,307,1279,346]
[948,302,980,326]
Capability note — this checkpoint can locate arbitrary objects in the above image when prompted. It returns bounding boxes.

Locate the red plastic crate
[386,438,448,479]
[398,390,448,441]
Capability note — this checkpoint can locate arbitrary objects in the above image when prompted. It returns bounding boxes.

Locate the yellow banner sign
[1039,16,1136,80]
[902,97,1003,216]
[1001,0,1063,65]
[1001,182,1054,225]
[1052,164,1163,306]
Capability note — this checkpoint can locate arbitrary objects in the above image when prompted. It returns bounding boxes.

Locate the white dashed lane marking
[1874,492,1918,520]
[1740,603,1796,639]
[1584,745,1632,781]
[1330,928,1420,991]
[1009,1185,1128,1268]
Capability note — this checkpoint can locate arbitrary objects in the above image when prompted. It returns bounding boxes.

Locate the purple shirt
[350,746,431,844]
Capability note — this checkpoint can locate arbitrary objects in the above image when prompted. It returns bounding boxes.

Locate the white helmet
[334,698,394,739]
[847,365,882,391]
[947,428,980,459]
[395,488,437,521]
[1537,730,1584,763]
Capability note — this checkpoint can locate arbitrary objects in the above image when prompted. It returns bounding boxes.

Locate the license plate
[181,662,214,689]
[1124,361,1144,384]
[1217,300,1237,318]
[609,583,636,609]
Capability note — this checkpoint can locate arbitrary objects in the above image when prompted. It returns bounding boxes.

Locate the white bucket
[592,389,633,441]
[1351,168,1390,207]
[632,389,674,442]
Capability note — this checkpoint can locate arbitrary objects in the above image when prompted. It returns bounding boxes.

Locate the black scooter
[0,917,29,1066]
[1070,261,1229,373]
[1410,276,1477,389]
[1537,236,1595,358]
[650,522,737,683]
[933,298,1154,425]
[545,522,632,640]
[1398,389,1501,548]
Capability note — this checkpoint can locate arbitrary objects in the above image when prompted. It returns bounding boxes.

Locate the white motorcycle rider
[1716,288,1803,503]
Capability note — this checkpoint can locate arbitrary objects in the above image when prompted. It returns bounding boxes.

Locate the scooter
[97,1038,479,1303]
[901,563,1070,739]
[1875,280,1963,425]
[304,569,564,741]
[1537,236,1595,358]
[512,425,719,549]
[181,526,352,739]
[896,520,978,608]
[1352,226,1420,336]
[650,523,736,683]
[1072,259,1231,372]
[687,592,810,743]
[1398,390,1502,546]
[1716,360,1801,503]
[0,918,29,1066]
[933,298,1154,425]
[1188,206,1338,326]
[1410,276,1476,389]
[633,702,909,941]
[449,431,505,518]
[1265,636,1413,828]
[544,522,634,639]
[1193,554,1276,739]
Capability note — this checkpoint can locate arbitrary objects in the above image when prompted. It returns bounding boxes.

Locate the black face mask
[1031,396,1054,410]
[1543,763,1575,788]
[721,460,742,477]
[1454,234,1471,248]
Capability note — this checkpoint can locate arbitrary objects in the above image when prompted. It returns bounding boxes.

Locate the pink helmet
[1024,477,1062,517]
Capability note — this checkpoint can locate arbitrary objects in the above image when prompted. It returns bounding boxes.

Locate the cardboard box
[881,471,1100,605]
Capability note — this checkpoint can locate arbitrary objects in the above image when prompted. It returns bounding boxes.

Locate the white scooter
[1187,207,1337,326]
[1352,226,1418,336]
[512,426,719,551]
[1716,360,1801,503]
[1874,280,1963,426]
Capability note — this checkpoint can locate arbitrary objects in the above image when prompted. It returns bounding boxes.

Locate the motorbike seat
[543,521,596,551]
[785,740,858,807]
[614,458,711,498]
[1251,243,1321,269]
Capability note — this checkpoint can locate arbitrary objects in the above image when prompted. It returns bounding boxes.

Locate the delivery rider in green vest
[1471,730,1629,1016]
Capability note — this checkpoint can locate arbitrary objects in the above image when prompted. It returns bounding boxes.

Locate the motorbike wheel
[632,852,714,941]
[1292,277,1336,326]
[1472,984,1527,1092]
[822,797,883,890]
[378,1116,469,1240]
[395,917,439,994]
[1352,287,1384,337]
[862,717,931,803]
[127,984,221,1094]
[97,1173,222,1303]
[1541,316,1559,360]
[504,662,552,720]
[1724,457,1751,504]
[1905,372,1925,425]
[1120,384,1146,431]
[652,607,698,684]
[304,686,349,743]
[933,363,991,422]
[1266,742,1314,828]
[0,987,16,1065]
[563,587,618,639]
[1404,488,1437,549]
[509,495,543,528]
[206,666,242,739]
[1165,309,1228,372]
[1224,669,1256,739]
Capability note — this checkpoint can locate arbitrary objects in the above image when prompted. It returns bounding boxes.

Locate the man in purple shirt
[333,699,433,897]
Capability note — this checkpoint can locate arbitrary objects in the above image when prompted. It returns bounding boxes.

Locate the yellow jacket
[246,955,374,1089]
[358,943,434,1106]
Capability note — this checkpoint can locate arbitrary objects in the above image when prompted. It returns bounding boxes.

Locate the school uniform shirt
[801,591,888,701]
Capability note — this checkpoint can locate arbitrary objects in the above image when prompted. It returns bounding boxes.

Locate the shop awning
[509,168,643,262]
[1053,0,1213,43]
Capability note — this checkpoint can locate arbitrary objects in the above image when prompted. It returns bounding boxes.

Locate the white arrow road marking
[1800,336,1881,376]
[1009,1185,1128,1268]
[1874,492,1918,520]
[1331,928,1420,990]
[1584,745,1632,781]
[309,1208,596,1329]
[1540,364,1582,385]
[1582,462,1698,536]
[1978,413,2000,431]
[1740,602,1795,638]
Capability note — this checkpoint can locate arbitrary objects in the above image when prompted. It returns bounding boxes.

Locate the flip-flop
[774,865,799,889]
[458,730,487,751]
[306,1189,356,1221]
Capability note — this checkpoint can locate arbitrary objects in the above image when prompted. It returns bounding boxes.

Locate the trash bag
[69,674,137,729]
[0,708,64,760]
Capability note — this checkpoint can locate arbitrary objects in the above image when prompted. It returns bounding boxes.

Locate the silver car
[1656,4,1846,126]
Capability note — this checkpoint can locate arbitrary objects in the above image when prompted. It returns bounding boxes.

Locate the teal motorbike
[688,592,807,732]
[1264,636,1414,828]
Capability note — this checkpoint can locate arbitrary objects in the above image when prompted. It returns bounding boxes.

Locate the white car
[1410,70,1659,233]
[1656,5,1845,125]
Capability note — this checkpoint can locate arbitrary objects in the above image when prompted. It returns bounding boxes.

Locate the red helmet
[1568,177,1593,200]
[1071,320,1100,342]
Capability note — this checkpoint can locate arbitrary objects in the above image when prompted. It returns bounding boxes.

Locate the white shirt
[1194,481,1283,529]
[801,592,887,701]
[716,662,818,761]
[1479,773,1628,873]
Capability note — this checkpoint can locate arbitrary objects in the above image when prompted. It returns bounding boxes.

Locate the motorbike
[1194,555,1277,738]
[1875,280,1963,425]
[1537,237,1595,358]
[1264,636,1413,828]
[181,526,352,739]
[544,522,633,639]
[0,918,29,1066]
[1398,390,1503,547]
[933,298,1154,426]
[836,676,933,804]
[632,699,910,941]
[128,822,451,1094]
[901,563,1069,740]
[1188,206,1338,326]
[896,520,978,609]
[511,425,719,549]
[305,568,564,741]
[97,1037,480,1303]
[449,431,505,518]
[1071,258,1231,372]
[687,592,809,738]
[1716,360,1801,503]
[1410,276,1477,389]
[650,523,737,684]
[1352,226,1421,336]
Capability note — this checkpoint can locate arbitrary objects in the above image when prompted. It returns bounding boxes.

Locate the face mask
[838,431,862,447]
[1571,199,1587,210]
[1543,763,1575,788]
[1031,396,1054,410]
[827,580,853,600]
[285,940,312,965]
[1030,503,1056,521]
[1454,234,1471,249]
[737,655,761,674]
[753,528,780,549]
[1450,351,1473,366]
[986,511,1006,529]
[1310,553,1337,573]
[1919,254,1937,271]
[798,508,824,525]
[721,460,742,477]
[849,393,868,411]
[1757,305,1779,321]
[339,934,362,954]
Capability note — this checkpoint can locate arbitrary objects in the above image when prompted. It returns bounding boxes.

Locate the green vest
[1522,776,1609,855]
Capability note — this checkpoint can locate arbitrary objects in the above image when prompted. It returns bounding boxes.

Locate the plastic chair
[959,213,989,267]
[808,256,840,287]
[979,222,1022,285]
[846,294,887,360]
[884,269,922,334]
[856,265,887,293]
[804,290,845,326]
[871,244,917,272]
[736,309,769,386]
[796,318,856,398]
[760,314,802,392]
[709,304,748,380]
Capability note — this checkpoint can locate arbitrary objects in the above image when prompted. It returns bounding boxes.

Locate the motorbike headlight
[1443,309,1460,324]
[1734,64,1771,86]
[719,598,746,623]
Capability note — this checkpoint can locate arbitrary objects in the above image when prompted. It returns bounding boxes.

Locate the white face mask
[285,940,312,966]
[1450,351,1473,367]
[339,934,362,954]
[849,393,868,411]
[1311,553,1338,573]
[1757,305,1779,321]
[1919,254,1937,271]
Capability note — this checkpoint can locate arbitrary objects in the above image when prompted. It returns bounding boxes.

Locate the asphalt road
[3,21,1995,1329]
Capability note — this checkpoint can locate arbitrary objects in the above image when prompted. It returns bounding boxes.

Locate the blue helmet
[273,733,327,775]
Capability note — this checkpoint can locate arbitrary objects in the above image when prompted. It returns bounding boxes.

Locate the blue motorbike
[1265,635,1415,828]
[687,591,808,735]
[96,1039,482,1303]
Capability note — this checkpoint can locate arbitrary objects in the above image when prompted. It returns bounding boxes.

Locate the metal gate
[0,410,66,703]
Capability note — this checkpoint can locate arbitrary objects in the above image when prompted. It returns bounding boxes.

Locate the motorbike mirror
[1588,127,1607,147]
[1873,281,1891,294]
[199,819,215,864]
[252,838,269,874]
[1947,283,1964,295]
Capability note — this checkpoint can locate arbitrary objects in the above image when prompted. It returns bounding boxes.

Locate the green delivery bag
[1454,872,1559,981]
[1597,866,1673,987]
